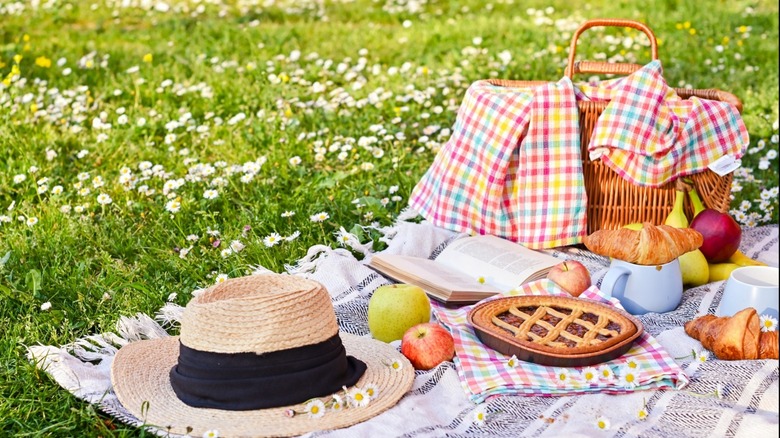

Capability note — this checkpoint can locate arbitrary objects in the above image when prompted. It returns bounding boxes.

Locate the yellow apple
[368,284,431,343]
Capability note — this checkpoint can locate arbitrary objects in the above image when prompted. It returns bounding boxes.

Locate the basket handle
[565,18,659,78]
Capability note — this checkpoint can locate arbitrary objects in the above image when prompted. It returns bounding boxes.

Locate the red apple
[689,208,741,263]
[547,260,591,297]
[400,322,455,370]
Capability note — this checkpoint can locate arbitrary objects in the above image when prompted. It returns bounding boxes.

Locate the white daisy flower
[310,212,329,222]
[390,359,404,371]
[473,404,487,426]
[304,399,326,419]
[760,314,778,332]
[203,189,219,200]
[618,366,640,389]
[554,368,571,385]
[695,349,709,363]
[230,240,245,253]
[598,365,615,381]
[26,217,39,227]
[348,387,371,408]
[363,383,379,400]
[220,248,233,258]
[581,367,599,384]
[506,354,519,368]
[215,274,228,284]
[179,246,192,260]
[595,416,610,430]
[165,199,182,213]
[625,358,640,370]
[202,430,219,438]
[285,231,301,241]
[281,210,295,218]
[637,408,649,421]
[263,233,282,247]
[40,302,52,311]
[331,394,344,411]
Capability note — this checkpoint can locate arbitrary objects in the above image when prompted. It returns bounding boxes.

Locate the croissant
[684,307,779,360]
[582,222,703,265]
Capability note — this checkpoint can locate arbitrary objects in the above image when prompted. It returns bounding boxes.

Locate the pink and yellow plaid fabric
[585,60,748,187]
[409,79,587,249]
[433,279,687,403]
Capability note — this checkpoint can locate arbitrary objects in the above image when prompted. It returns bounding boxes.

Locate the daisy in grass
[595,415,610,430]
[263,233,282,247]
[348,387,371,408]
[203,189,219,200]
[230,240,245,253]
[26,217,39,227]
[554,368,572,386]
[335,227,357,247]
[285,231,301,241]
[760,314,778,332]
[214,274,228,284]
[165,199,181,213]
[618,365,640,389]
[310,212,329,222]
[96,193,112,205]
[304,399,326,419]
[598,365,615,381]
[473,404,487,426]
[581,367,599,385]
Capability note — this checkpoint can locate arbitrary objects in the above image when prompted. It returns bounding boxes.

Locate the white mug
[600,258,683,315]
[716,266,779,319]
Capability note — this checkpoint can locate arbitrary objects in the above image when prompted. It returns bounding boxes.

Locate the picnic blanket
[28,217,779,437]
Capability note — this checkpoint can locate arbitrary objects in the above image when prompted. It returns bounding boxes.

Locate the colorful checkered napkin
[433,279,688,403]
[585,60,748,187]
[408,79,587,249]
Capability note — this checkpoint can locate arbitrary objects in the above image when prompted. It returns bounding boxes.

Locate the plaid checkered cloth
[409,79,587,249]
[434,279,688,403]
[585,60,748,187]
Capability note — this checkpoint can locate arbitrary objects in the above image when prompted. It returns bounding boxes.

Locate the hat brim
[110,333,414,437]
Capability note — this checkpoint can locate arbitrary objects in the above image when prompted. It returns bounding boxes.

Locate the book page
[434,235,559,291]
[368,254,500,302]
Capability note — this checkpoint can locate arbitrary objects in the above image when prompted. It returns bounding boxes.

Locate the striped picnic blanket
[28,220,779,437]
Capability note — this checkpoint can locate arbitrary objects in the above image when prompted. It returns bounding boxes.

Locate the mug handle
[600,266,631,299]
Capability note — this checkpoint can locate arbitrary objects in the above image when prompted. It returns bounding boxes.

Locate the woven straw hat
[110,274,414,437]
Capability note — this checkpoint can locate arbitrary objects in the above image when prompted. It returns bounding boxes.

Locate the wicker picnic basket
[489,19,740,232]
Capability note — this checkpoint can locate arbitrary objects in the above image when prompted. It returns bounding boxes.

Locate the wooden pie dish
[468,295,644,367]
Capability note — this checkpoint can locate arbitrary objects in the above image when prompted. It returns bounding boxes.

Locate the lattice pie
[468,295,639,356]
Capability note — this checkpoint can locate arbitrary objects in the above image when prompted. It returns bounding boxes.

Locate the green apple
[368,284,431,343]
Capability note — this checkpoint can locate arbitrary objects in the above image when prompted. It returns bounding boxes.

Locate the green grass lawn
[1,0,777,435]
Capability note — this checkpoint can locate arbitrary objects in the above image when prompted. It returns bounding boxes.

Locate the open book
[368,234,560,305]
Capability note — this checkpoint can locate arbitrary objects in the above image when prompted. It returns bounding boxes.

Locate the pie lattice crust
[469,295,639,356]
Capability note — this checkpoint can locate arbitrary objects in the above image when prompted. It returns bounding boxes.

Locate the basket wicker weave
[490,19,740,232]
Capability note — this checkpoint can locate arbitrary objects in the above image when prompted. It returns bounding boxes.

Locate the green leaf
[25,269,42,295]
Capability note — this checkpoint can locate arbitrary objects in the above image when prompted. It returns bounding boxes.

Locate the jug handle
[600,266,631,299]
